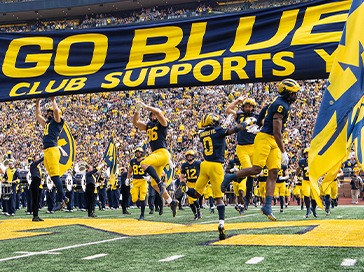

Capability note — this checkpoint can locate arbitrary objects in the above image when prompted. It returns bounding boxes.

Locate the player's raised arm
[35,98,46,127]
[132,102,147,131]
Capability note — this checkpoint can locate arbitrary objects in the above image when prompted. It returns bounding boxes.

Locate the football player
[274,164,289,213]
[221,78,300,221]
[226,96,259,210]
[126,148,148,220]
[320,168,342,215]
[133,101,178,217]
[177,113,255,240]
[35,97,69,211]
[179,150,202,220]
[296,147,318,218]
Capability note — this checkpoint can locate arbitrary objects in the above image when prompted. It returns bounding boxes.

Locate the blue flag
[309,0,364,193]
[58,122,76,176]
[104,134,117,176]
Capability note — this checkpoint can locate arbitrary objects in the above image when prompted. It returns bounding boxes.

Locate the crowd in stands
[0,79,325,174]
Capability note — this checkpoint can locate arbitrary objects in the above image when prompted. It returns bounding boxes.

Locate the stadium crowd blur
[0,0,360,210]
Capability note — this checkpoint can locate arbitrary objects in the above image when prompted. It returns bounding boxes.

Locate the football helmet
[134,147,145,157]
[278,78,300,103]
[185,150,195,161]
[242,98,257,107]
[200,113,220,128]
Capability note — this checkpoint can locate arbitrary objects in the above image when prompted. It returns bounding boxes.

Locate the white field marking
[200,213,258,224]
[245,257,264,264]
[341,259,357,267]
[82,253,108,260]
[14,251,60,255]
[337,216,343,218]
[159,255,185,262]
[0,237,128,263]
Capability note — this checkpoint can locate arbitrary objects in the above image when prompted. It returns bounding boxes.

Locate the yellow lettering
[45,79,69,93]
[291,1,350,45]
[231,9,299,52]
[272,51,295,76]
[55,34,108,76]
[3,37,53,78]
[28,82,43,95]
[64,77,87,91]
[126,27,183,69]
[314,48,337,73]
[193,60,221,83]
[247,53,271,78]
[182,22,225,61]
[101,72,123,89]
[170,64,192,84]
[123,69,148,87]
[147,66,170,86]
[9,82,30,97]
[222,56,248,81]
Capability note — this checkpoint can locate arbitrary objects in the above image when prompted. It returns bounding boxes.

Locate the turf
[0,204,363,271]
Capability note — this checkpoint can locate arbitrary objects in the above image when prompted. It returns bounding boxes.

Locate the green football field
[0,203,363,272]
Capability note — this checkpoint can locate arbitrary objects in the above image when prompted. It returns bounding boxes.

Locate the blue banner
[0,0,350,102]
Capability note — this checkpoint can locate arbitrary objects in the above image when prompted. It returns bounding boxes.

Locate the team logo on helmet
[278,78,300,103]
[200,113,220,128]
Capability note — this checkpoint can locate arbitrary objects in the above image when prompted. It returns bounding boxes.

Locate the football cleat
[197,210,202,219]
[123,210,131,215]
[221,174,236,193]
[158,182,166,195]
[193,214,199,221]
[149,209,154,215]
[310,207,318,218]
[138,215,144,221]
[218,224,226,240]
[88,213,97,218]
[234,205,240,213]
[32,216,44,222]
[239,206,245,215]
[325,209,331,216]
[170,200,178,217]
[260,206,277,221]
[210,207,215,214]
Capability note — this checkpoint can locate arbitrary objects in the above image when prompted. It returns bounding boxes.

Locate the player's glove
[241,117,257,129]
[230,166,239,173]
[135,103,141,111]
[281,152,289,165]
[125,178,130,186]
[247,124,260,134]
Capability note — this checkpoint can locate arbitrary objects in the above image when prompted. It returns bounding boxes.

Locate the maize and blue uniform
[257,166,268,197]
[274,164,288,197]
[141,121,171,187]
[194,126,228,199]
[181,160,201,203]
[298,158,311,197]
[227,158,246,195]
[253,96,291,170]
[129,158,148,202]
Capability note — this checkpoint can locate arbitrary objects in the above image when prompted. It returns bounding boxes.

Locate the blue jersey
[298,158,309,180]
[181,160,201,183]
[129,158,145,179]
[235,111,258,145]
[260,96,290,135]
[146,121,168,152]
[276,164,288,183]
[199,126,227,163]
[43,118,64,149]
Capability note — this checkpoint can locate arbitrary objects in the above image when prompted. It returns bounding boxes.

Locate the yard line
[341,259,356,267]
[83,253,108,260]
[159,255,185,262]
[0,237,128,263]
[245,257,264,264]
